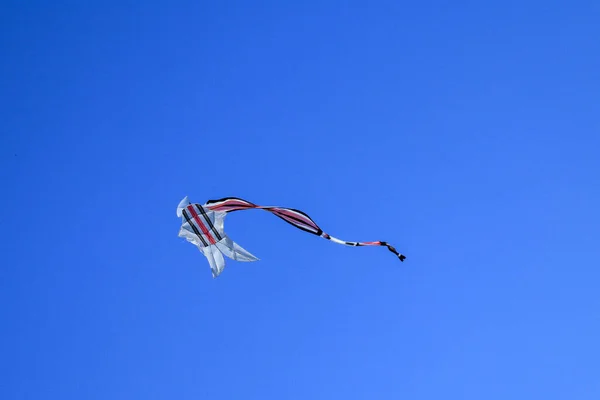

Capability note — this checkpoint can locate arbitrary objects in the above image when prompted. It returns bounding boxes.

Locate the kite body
[177,196,406,278]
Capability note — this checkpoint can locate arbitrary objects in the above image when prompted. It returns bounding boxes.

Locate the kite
[177,196,406,278]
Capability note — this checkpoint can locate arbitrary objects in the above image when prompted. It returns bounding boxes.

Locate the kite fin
[176,196,190,217]
[215,235,259,262]
[200,245,226,278]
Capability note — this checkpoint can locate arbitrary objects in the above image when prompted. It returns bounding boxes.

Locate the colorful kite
[177,196,406,278]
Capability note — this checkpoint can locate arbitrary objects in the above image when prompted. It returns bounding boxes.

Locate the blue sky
[1,1,599,399]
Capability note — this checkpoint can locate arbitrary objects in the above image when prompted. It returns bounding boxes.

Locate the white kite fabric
[177,196,406,278]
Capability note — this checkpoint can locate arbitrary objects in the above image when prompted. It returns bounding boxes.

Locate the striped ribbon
[205,197,406,262]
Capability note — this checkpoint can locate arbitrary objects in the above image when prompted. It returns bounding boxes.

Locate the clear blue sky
[2,1,599,399]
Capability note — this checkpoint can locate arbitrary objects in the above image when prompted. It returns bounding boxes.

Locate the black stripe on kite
[206,197,257,208]
[266,208,323,235]
[182,208,209,246]
[269,213,323,236]
[196,204,222,241]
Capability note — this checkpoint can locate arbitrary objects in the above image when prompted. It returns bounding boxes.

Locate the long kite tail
[205,197,406,262]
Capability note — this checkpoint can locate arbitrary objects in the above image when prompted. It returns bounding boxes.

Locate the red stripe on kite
[187,205,217,244]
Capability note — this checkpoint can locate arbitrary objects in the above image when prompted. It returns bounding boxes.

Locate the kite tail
[205,197,406,262]
[320,233,406,262]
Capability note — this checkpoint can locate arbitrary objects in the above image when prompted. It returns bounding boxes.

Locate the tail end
[381,241,406,262]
